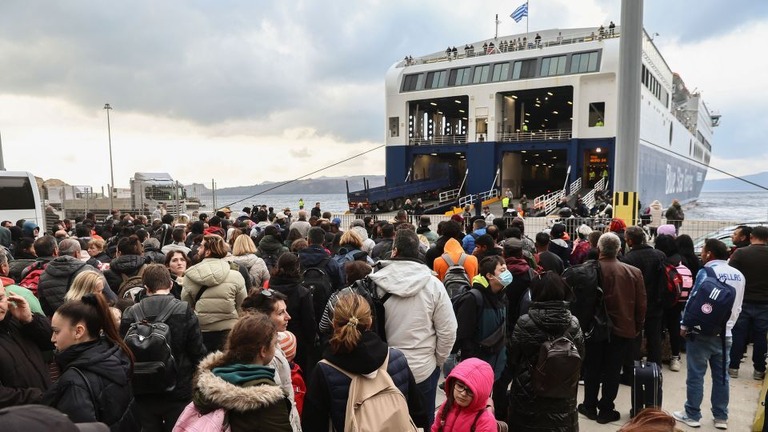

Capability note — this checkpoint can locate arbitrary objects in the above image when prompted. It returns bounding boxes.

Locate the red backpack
[660,261,683,308]
[19,261,48,294]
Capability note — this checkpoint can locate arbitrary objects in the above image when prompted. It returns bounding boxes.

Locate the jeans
[684,334,732,421]
[729,303,768,373]
[416,367,441,427]
[583,335,631,413]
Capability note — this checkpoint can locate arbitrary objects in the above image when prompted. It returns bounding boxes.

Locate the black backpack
[440,253,471,299]
[563,260,612,342]
[124,300,186,395]
[302,257,334,325]
[350,276,392,343]
[531,325,582,398]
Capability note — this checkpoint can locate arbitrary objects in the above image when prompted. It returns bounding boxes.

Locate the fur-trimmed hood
[195,352,286,412]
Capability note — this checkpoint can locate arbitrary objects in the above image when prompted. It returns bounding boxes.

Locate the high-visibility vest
[502,197,510,207]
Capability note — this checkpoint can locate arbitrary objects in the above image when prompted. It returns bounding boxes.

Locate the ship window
[588,102,605,127]
[570,51,599,73]
[426,70,448,89]
[473,65,490,84]
[541,55,566,77]
[402,73,426,92]
[389,117,399,138]
[512,59,537,79]
[492,63,510,82]
[449,67,472,86]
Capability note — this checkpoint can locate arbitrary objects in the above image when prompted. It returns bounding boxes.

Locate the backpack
[153,223,173,247]
[173,403,231,432]
[118,265,147,302]
[676,263,694,302]
[124,300,186,395]
[320,352,417,432]
[302,257,334,325]
[563,260,612,342]
[441,253,471,299]
[531,331,582,398]
[350,276,391,343]
[659,260,683,308]
[19,261,48,294]
[682,266,736,337]
[259,250,280,272]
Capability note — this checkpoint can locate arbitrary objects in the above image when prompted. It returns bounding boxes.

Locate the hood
[195,352,285,412]
[351,226,370,241]
[443,237,465,255]
[258,235,284,253]
[298,245,333,267]
[185,258,236,286]
[550,238,569,249]
[231,253,259,268]
[471,274,490,288]
[368,259,434,297]
[44,255,87,278]
[650,200,662,210]
[1,276,15,286]
[323,331,389,375]
[527,301,573,334]
[444,358,494,411]
[57,339,131,386]
[110,254,147,274]
[268,275,302,295]
[504,256,530,276]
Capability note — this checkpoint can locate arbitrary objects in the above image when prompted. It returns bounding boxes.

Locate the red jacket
[432,358,497,432]
[290,362,306,416]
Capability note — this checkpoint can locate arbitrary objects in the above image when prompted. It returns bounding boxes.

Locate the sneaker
[669,356,682,372]
[714,419,728,429]
[754,370,766,381]
[596,410,620,424]
[673,411,701,428]
[728,368,739,379]
[577,403,597,420]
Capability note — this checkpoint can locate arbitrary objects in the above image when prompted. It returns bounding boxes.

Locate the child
[433,358,500,432]
[278,331,306,415]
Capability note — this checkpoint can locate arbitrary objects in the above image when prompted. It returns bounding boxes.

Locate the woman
[165,250,190,298]
[65,270,104,301]
[188,312,291,431]
[284,228,304,249]
[507,272,584,432]
[43,294,136,430]
[655,234,689,372]
[242,288,302,432]
[333,230,373,266]
[675,234,701,276]
[87,238,111,265]
[302,293,428,431]
[182,235,248,353]
[264,253,315,373]
[231,234,270,288]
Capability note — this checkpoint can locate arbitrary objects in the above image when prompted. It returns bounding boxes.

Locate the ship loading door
[584,149,609,188]
[501,149,567,199]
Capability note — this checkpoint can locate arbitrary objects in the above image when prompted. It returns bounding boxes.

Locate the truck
[347,176,454,213]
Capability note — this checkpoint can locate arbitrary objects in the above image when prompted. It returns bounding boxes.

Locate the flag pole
[526,0,529,34]
[495,14,499,40]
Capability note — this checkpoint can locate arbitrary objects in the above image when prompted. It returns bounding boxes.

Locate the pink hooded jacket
[431,358,497,432]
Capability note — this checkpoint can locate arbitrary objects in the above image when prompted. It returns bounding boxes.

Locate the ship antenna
[495,14,499,40]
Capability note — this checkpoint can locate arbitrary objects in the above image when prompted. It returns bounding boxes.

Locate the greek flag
[511,3,528,23]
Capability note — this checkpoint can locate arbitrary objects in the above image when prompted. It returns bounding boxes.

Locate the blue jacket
[461,228,486,253]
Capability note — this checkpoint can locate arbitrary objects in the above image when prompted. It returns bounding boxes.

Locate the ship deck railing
[497,130,572,142]
[439,188,461,203]
[534,189,565,215]
[399,30,620,68]
[569,177,582,197]
[409,135,467,145]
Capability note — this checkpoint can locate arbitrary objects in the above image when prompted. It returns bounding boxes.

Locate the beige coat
[182,258,247,332]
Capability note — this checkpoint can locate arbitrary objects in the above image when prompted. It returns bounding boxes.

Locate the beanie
[278,331,297,362]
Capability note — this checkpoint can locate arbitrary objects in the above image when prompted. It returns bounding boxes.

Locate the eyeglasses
[453,381,474,397]
[259,288,274,298]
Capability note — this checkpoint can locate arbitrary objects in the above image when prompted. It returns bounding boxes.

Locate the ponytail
[329,293,372,354]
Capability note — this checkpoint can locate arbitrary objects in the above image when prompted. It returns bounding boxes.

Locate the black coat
[0,313,53,408]
[37,256,103,316]
[120,294,207,401]
[507,301,584,432]
[104,254,149,294]
[43,339,137,431]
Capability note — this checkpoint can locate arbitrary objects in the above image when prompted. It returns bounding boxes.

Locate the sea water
[198,193,350,213]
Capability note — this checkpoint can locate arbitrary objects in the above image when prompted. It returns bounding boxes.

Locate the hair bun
[81,293,99,306]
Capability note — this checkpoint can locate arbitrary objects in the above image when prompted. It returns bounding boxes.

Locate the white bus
[0,171,43,229]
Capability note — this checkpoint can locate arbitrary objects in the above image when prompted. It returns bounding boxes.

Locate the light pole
[104,103,115,212]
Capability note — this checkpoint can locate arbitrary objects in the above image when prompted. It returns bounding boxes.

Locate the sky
[0,0,766,188]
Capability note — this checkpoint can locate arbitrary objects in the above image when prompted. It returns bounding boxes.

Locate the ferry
[350,26,718,214]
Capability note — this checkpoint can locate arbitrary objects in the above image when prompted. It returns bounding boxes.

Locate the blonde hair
[339,230,363,249]
[330,293,372,354]
[618,408,678,432]
[87,238,105,252]
[232,234,257,256]
[66,270,104,301]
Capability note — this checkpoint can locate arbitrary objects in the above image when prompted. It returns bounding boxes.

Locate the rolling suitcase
[631,359,663,417]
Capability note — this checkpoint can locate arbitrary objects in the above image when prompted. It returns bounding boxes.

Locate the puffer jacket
[432,358,497,432]
[0,313,53,408]
[192,352,292,432]
[182,258,247,332]
[104,254,149,294]
[507,301,584,432]
[231,253,271,288]
[8,257,36,283]
[43,338,137,432]
[302,331,428,431]
[37,256,99,316]
[258,235,289,260]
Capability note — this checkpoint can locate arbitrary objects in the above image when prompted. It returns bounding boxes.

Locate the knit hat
[550,223,566,239]
[331,217,342,226]
[450,214,464,224]
[578,224,593,237]
[657,224,677,237]
[278,331,297,362]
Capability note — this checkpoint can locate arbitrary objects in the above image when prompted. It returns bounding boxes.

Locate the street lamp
[104,103,115,212]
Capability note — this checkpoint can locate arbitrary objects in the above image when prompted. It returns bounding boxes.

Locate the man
[0,278,53,408]
[0,249,43,315]
[290,210,312,239]
[621,225,668,366]
[160,228,191,256]
[473,234,500,262]
[728,225,768,380]
[38,239,112,316]
[121,264,207,431]
[674,239,745,430]
[416,216,439,246]
[665,199,685,234]
[370,229,457,426]
[535,232,564,274]
[432,225,479,282]
[579,232,646,424]
[371,223,396,260]
[548,223,572,268]
[311,202,322,219]
[203,216,225,237]
[425,220,463,271]
[482,206,495,221]
[462,218,487,254]
[729,225,752,256]
[298,227,345,295]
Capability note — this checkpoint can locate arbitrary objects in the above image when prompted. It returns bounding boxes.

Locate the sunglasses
[259,288,274,298]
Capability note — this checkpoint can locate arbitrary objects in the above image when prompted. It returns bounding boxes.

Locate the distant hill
[186,175,386,196]
[702,171,768,192]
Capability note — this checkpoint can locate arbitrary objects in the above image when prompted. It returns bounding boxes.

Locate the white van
[0,171,43,229]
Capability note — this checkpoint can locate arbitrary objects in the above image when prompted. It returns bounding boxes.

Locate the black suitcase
[631,359,663,417]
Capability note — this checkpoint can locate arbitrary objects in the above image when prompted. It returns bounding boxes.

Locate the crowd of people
[0,199,757,431]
